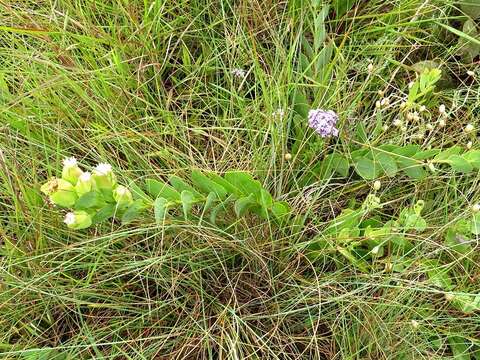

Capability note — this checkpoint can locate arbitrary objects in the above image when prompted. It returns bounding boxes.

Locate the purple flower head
[308,109,339,138]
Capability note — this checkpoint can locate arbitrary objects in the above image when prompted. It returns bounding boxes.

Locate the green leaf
[204,192,217,212]
[463,150,480,169]
[333,0,355,18]
[412,149,440,160]
[129,182,152,202]
[375,152,398,177]
[92,204,116,224]
[446,155,473,173]
[180,190,195,219]
[191,170,227,198]
[293,90,309,118]
[271,201,290,220]
[471,213,480,235]
[391,145,420,157]
[323,153,350,177]
[145,179,180,201]
[354,158,379,180]
[434,146,463,161]
[169,175,202,198]
[121,199,145,224]
[234,193,257,217]
[74,191,106,210]
[396,158,427,180]
[448,335,472,360]
[462,0,480,19]
[224,171,263,198]
[423,261,453,290]
[452,294,480,314]
[205,172,240,195]
[154,197,168,225]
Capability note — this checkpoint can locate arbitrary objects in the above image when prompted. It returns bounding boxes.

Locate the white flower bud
[367,63,374,73]
[439,104,446,114]
[406,112,414,121]
[465,124,475,133]
[472,203,480,213]
[284,153,292,161]
[413,112,420,122]
[373,180,381,191]
[467,70,475,77]
[400,101,407,110]
[393,119,402,127]
[61,157,83,185]
[408,81,414,89]
[92,163,117,190]
[371,245,381,255]
[467,141,473,149]
[426,123,434,131]
[427,162,436,172]
[438,118,446,127]
[411,320,419,329]
[75,171,93,196]
[113,185,133,207]
[419,105,426,112]
[63,210,92,230]
[380,98,390,107]
[375,100,381,109]
[378,90,384,97]
[382,124,389,131]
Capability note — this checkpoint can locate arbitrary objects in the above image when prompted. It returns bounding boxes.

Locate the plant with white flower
[231,68,246,78]
[62,157,83,185]
[64,211,92,230]
[40,158,136,230]
[92,163,117,191]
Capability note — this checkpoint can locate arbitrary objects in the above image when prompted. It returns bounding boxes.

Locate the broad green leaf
[169,175,202,198]
[206,172,240,195]
[180,190,195,219]
[391,145,420,157]
[92,204,116,224]
[444,227,472,255]
[446,155,473,173]
[471,213,480,235]
[129,181,152,202]
[293,90,309,118]
[154,197,168,225]
[191,170,227,198]
[461,0,480,19]
[121,199,145,224]
[423,261,453,290]
[224,171,263,198]
[145,179,180,201]
[258,189,273,218]
[333,0,355,18]
[375,152,398,177]
[396,158,427,180]
[271,201,290,220]
[448,335,472,360]
[313,5,329,51]
[452,294,480,314]
[204,192,217,212]
[74,191,106,210]
[434,146,463,161]
[463,150,480,169]
[234,193,257,217]
[323,153,350,177]
[354,158,378,180]
[412,149,440,160]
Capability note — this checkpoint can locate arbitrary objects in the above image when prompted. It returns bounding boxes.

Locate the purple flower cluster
[308,109,339,137]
